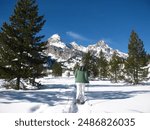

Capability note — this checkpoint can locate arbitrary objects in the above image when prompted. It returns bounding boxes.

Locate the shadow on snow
[86,90,150,100]
[0,83,150,109]
[0,85,75,107]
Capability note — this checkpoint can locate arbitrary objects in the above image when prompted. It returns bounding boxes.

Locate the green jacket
[75,66,89,83]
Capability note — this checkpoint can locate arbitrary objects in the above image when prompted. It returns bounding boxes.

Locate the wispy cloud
[66,31,92,42]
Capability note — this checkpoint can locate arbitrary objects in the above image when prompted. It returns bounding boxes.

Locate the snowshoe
[80,101,85,105]
[76,99,80,104]
[75,99,85,105]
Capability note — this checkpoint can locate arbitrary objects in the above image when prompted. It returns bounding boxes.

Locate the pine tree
[82,51,98,78]
[125,30,148,84]
[91,60,99,78]
[82,51,92,76]
[0,0,47,89]
[147,53,150,63]
[52,62,62,76]
[97,50,108,80]
[109,52,124,83]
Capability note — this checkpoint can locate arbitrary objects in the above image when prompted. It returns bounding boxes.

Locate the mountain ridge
[45,34,128,69]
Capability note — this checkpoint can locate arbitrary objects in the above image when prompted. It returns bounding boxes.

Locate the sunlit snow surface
[0,76,150,113]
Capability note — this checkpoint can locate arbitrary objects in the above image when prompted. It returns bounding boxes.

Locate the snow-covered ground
[0,76,150,113]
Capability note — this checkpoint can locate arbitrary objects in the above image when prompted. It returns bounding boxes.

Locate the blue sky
[0,0,150,53]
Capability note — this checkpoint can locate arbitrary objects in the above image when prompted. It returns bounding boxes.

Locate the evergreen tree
[82,51,98,77]
[52,62,62,76]
[109,52,124,83]
[147,53,150,63]
[97,50,108,80]
[91,60,99,78]
[125,30,148,84]
[0,0,47,89]
[82,51,92,76]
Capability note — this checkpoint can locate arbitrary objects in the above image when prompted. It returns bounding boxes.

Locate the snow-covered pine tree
[97,50,108,80]
[0,0,47,89]
[125,30,148,84]
[109,52,124,83]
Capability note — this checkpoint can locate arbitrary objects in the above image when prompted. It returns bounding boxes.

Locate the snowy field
[0,76,150,113]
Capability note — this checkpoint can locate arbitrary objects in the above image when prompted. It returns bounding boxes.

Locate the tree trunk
[136,67,139,84]
[133,68,136,84]
[115,70,117,83]
[16,77,20,90]
[32,77,35,86]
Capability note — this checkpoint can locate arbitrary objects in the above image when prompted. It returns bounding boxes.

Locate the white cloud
[66,31,91,42]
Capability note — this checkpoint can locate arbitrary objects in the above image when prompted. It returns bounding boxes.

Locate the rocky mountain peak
[51,34,61,40]
[46,34,128,69]
[96,40,108,48]
[48,34,61,42]
[47,34,66,48]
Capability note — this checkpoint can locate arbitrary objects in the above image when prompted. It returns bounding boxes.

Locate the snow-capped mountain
[87,40,127,60]
[45,34,127,69]
[70,41,87,52]
[48,34,66,48]
[46,34,84,66]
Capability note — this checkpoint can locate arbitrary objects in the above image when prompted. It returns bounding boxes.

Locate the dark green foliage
[91,61,99,78]
[0,0,47,89]
[52,62,62,76]
[109,52,124,83]
[82,51,99,78]
[97,50,109,80]
[147,53,150,62]
[125,30,148,84]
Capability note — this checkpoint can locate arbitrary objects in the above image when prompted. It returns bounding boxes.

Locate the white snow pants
[76,83,85,102]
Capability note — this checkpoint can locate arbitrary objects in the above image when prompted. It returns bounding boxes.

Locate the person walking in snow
[75,62,89,104]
